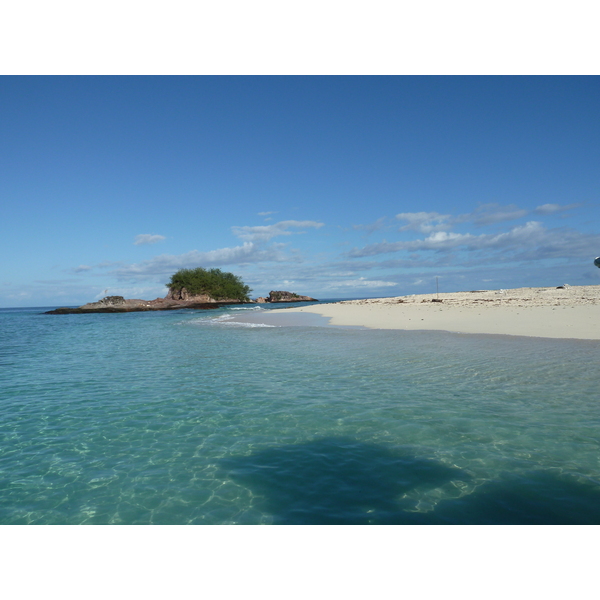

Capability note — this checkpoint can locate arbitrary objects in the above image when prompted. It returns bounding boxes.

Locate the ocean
[1,302,599,524]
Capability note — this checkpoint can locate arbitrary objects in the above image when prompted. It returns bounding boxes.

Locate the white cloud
[394,202,575,238]
[325,277,398,289]
[73,265,92,273]
[232,220,324,242]
[258,211,277,216]
[395,205,529,234]
[111,242,291,281]
[353,217,389,234]
[348,221,600,259]
[134,234,166,245]
[396,212,452,233]
[534,203,581,215]
[464,203,528,226]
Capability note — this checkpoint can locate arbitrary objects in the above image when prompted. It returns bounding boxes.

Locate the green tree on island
[167,267,252,302]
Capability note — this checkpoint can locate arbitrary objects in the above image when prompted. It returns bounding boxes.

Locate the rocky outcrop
[256,291,318,303]
[164,287,244,304]
[45,289,317,314]
[45,293,247,314]
[81,295,127,308]
[165,287,215,302]
[76,296,166,311]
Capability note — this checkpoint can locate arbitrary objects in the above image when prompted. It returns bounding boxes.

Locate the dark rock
[45,288,317,315]
[45,294,248,314]
[260,291,318,303]
[164,287,220,302]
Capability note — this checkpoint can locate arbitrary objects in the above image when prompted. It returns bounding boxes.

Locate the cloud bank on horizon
[13,202,596,306]
[0,76,598,306]
[2,200,599,306]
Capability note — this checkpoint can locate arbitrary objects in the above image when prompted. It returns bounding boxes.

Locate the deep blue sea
[1,302,599,524]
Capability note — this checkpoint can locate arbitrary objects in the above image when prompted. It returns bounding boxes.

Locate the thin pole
[436,277,439,299]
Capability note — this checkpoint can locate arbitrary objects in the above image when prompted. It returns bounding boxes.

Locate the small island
[45,267,317,314]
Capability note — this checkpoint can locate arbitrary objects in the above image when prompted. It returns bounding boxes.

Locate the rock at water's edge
[256,291,318,303]
[45,289,317,314]
[45,293,246,314]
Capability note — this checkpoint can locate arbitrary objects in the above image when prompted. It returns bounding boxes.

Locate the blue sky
[1,76,599,307]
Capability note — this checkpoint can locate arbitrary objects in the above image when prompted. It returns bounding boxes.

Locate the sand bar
[281,285,600,340]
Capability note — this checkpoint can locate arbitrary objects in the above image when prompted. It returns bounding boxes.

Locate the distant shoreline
[281,285,600,340]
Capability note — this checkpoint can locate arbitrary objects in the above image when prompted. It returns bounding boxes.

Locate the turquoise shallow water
[1,304,599,524]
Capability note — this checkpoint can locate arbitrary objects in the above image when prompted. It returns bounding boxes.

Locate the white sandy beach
[282,285,600,340]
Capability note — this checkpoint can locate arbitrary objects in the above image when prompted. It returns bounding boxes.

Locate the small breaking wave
[184,313,277,328]
[215,321,277,328]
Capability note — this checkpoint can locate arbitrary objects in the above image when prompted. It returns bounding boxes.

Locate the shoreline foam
[280,285,600,340]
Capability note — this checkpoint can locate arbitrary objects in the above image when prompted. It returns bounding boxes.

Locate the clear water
[1,304,599,524]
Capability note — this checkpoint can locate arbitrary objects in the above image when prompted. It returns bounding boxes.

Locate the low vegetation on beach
[167,267,252,302]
